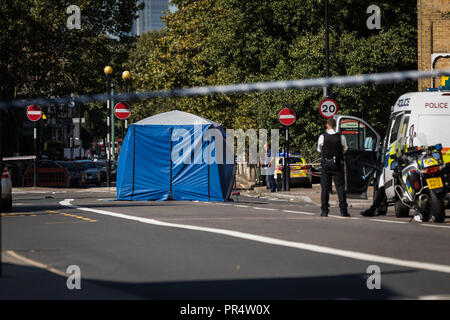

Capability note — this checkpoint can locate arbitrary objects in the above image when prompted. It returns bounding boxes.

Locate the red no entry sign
[114,102,131,120]
[26,105,42,122]
[279,108,296,126]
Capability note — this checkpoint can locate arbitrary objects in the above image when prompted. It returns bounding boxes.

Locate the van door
[382,112,410,200]
[336,115,380,199]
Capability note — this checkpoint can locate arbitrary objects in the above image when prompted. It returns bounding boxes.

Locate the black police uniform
[320,132,349,217]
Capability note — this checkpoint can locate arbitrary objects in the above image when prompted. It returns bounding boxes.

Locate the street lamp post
[122,70,131,140]
[323,0,332,98]
[111,81,115,161]
[104,66,113,188]
[0,112,3,277]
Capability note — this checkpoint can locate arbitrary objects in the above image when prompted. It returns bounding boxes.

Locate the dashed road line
[251,207,277,211]
[45,210,97,222]
[421,224,450,229]
[282,210,315,216]
[328,215,360,220]
[370,218,408,224]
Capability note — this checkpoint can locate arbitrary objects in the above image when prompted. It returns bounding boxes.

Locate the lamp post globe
[104,66,113,75]
[122,70,130,80]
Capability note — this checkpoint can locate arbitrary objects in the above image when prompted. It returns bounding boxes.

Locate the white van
[334,90,450,206]
[380,91,450,202]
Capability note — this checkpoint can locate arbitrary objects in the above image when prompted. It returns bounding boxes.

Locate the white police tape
[1,69,449,109]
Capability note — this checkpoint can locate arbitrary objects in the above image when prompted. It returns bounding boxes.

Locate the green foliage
[128,1,417,161]
[0,0,141,154]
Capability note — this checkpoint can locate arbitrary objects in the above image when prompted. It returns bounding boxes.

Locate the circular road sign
[319,98,339,119]
[26,105,42,122]
[279,108,296,126]
[114,102,131,120]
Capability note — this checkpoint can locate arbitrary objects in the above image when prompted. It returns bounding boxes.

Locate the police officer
[317,118,350,217]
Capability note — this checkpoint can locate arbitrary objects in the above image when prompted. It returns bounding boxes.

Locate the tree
[127,0,417,161]
[0,0,142,156]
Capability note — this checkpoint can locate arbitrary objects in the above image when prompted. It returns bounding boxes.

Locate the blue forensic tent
[116,110,235,201]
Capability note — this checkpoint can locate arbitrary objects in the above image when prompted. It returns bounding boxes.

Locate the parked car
[75,160,101,186]
[94,160,117,182]
[56,161,86,188]
[94,160,107,182]
[275,153,313,188]
[1,166,12,212]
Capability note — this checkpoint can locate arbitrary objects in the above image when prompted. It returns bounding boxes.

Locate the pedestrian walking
[317,118,350,217]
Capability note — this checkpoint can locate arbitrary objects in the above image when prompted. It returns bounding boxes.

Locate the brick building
[418,0,450,91]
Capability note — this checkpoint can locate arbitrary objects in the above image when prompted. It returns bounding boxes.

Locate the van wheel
[394,200,409,217]
[430,192,445,223]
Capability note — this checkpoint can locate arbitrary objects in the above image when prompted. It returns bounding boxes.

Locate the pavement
[241,184,374,209]
[1,187,450,299]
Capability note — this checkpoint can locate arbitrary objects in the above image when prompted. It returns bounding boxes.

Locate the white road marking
[282,210,315,216]
[234,205,249,208]
[370,219,408,224]
[421,224,450,229]
[251,207,277,211]
[60,198,450,274]
[329,215,360,220]
[418,294,450,300]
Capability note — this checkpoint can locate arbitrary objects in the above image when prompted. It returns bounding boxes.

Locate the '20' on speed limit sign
[319,98,339,119]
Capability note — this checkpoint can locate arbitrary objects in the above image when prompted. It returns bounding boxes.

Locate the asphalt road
[1,189,449,299]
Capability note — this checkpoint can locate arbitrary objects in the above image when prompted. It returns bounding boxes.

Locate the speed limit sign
[319,98,339,119]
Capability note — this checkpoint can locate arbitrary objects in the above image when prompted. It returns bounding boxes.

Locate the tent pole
[208,139,210,201]
[131,125,135,200]
[169,128,173,200]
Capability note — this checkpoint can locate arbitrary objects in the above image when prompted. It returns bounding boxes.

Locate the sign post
[278,107,296,192]
[26,105,42,187]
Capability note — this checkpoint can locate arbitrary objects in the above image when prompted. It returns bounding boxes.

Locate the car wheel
[4,194,12,212]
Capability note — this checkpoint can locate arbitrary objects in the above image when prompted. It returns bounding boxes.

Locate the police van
[333,88,450,213]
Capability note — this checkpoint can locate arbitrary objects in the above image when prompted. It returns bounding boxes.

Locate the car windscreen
[289,157,304,164]
[78,162,97,170]
[56,162,75,170]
